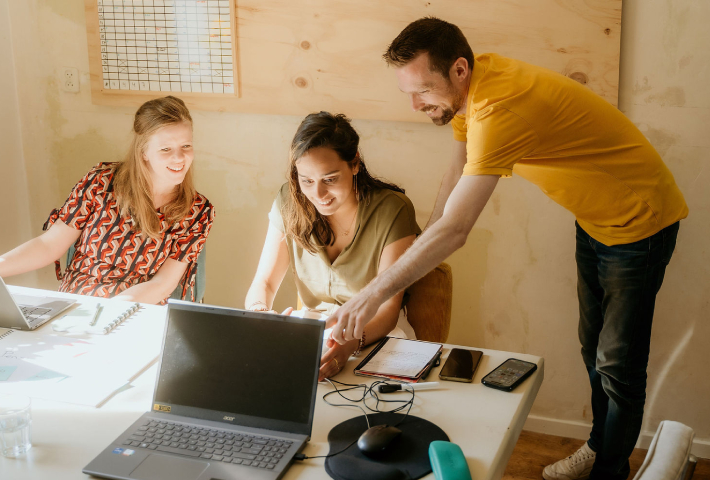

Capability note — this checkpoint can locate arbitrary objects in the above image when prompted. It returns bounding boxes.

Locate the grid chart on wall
[97,0,235,94]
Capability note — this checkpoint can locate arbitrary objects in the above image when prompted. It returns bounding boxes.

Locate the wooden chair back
[405,263,453,343]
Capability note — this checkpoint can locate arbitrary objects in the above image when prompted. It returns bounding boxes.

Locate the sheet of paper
[0,373,129,407]
[0,365,17,381]
[0,304,165,407]
[360,337,441,378]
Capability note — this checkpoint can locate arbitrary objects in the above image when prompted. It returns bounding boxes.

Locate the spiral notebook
[354,337,443,382]
[50,300,142,335]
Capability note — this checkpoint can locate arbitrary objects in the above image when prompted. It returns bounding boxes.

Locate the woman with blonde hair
[246,111,421,380]
[0,96,215,304]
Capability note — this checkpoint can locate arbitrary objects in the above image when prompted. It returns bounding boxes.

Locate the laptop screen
[153,302,324,436]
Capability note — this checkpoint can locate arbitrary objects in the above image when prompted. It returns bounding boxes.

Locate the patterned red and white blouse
[44,163,215,303]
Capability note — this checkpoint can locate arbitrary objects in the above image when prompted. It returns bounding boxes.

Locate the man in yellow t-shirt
[327,17,688,480]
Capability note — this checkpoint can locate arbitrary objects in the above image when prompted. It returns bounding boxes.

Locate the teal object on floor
[429,441,472,480]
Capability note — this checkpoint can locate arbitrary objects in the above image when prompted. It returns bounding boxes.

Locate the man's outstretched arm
[426,140,467,228]
[327,174,499,343]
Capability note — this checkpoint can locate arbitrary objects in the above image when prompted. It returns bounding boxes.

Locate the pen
[378,382,440,393]
[89,303,103,326]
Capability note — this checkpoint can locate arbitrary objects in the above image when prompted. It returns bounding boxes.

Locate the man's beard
[424,84,467,126]
[430,106,457,126]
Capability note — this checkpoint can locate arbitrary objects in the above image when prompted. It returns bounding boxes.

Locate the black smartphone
[438,348,483,383]
[481,358,538,391]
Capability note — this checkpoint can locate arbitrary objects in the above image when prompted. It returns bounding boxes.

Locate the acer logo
[223,416,235,421]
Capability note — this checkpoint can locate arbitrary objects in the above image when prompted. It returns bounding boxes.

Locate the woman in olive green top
[246,112,421,381]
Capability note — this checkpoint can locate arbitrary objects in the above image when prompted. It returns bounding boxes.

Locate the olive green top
[269,183,421,316]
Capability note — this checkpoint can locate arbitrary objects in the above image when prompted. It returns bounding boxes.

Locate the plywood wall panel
[87,0,622,122]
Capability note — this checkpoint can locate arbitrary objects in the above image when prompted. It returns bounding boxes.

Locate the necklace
[330,208,357,236]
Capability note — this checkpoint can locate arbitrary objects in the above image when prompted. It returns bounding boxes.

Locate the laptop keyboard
[19,305,51,322]
[122,420,293,470]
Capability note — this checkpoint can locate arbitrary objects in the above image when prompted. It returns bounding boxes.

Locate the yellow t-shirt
[269,184,421,315]
[452,53,688,246]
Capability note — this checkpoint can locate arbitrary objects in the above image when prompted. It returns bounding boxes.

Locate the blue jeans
[576,221,679,480]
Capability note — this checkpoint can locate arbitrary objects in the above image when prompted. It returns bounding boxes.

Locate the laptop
[84,299,325,480]
[0,276,76,330]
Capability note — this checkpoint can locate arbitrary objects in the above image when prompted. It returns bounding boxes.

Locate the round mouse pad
[324,412,449,480]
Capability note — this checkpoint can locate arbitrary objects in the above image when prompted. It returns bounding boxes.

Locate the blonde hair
[113,96,195,239]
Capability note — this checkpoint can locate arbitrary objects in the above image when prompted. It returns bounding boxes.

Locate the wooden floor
[502,431,710,480]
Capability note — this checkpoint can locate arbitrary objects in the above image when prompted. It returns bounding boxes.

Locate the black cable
[364,381,415,425]
[297,438,360,460]
[322,379,372,429]
[296,379,416,460]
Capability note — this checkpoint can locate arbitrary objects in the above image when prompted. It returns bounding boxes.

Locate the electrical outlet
[62,67,80,93]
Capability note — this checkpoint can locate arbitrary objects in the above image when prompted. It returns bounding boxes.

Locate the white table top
[1,286,544,480]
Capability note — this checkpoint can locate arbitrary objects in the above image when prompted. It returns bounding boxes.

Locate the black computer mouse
[357,424,402,456]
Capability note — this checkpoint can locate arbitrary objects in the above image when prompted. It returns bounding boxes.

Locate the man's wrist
[362,281,388,307]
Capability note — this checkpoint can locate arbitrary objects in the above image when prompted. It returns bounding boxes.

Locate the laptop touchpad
[130,454,209,480]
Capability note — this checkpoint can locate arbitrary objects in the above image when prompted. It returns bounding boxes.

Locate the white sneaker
[542,442,596,480]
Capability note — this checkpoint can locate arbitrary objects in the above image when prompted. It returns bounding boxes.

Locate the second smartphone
[481,358,538,392]
[439,348,483,383]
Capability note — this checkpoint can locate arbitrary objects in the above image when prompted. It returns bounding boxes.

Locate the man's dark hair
[383,17,473,78]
